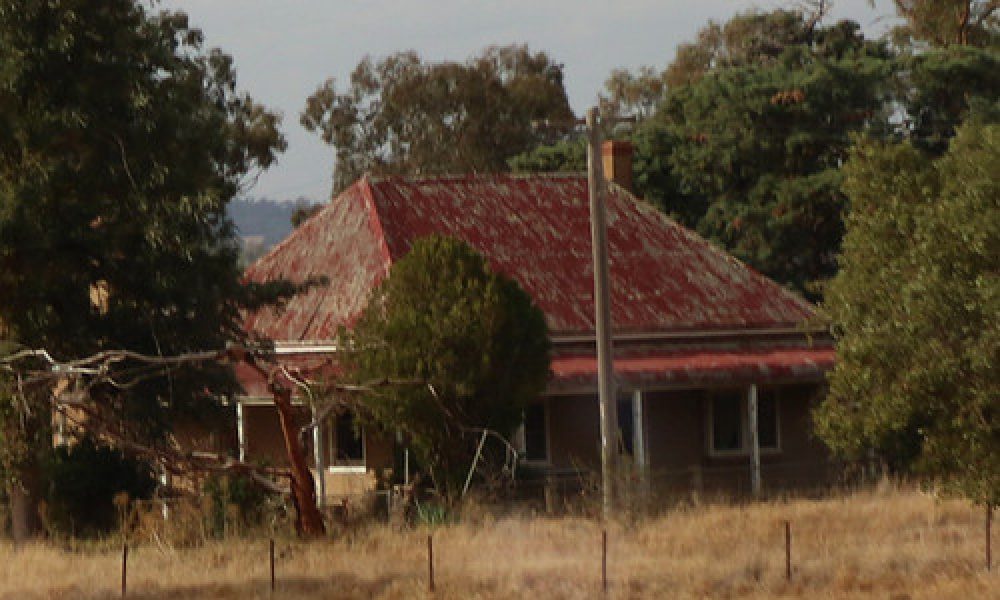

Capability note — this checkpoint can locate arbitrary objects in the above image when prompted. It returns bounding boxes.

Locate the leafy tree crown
[341,235,551,499]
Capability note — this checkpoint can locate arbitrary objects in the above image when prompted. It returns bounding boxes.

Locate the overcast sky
[159,0,898,203]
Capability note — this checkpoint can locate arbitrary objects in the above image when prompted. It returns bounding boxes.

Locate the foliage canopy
[663,7,829,89]
[817,122,999,504]
[661,15,894,296]
[302,45,574,193]
[888,0,999,48]
[897,42,1000,154]
[341,235,551,500]
[508,122,704,230]
[519,4,997,299]
[0,0,292,425]
[0,0,290,535]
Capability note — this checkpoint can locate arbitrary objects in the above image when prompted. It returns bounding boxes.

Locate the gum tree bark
[270,382,326,537]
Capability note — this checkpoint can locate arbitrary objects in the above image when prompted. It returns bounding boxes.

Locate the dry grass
[0,485,995,599]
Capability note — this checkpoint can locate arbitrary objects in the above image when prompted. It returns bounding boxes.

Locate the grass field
[0,484,995,599]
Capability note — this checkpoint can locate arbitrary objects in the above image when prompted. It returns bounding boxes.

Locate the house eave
[549,325,829,346]
[264,325,830,354]
[270,342,342,354]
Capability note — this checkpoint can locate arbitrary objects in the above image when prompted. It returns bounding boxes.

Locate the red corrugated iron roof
[236,343,834,397]
[244,174,816,342]
[551,346,835,389]
[243,183,391,341]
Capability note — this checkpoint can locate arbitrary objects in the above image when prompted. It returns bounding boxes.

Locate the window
[712,392,744,452]
[328,411,364,467]
[758,391,779,449]
[522,401,548,462]
[617,396,634,456]
[708,388,780,454]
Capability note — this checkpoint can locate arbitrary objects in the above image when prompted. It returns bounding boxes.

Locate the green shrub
[44,438,156,536]
[415,500,451,526]
[202,473,273,537]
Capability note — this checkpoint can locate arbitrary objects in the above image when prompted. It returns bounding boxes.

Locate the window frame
[518,398,551,465]
[326,411,367,473]
[705,387,782,457]
[617,394,635,457]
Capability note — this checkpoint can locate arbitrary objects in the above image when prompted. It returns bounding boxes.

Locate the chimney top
[601,140,634,192]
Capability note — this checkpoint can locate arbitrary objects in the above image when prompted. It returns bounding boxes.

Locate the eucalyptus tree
[301,45,574,193]
[818,122,999,505]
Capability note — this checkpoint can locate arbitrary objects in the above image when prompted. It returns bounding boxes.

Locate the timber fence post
[988,504,993,572]
[784,520,792,581]
[427,534,435,592]
[269,538,275,593]
[121,543,127,598]
[602,529,608,594]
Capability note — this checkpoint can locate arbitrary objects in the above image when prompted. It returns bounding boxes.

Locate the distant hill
[228,197,324,264]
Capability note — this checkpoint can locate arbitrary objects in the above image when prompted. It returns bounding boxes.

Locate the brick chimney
[601,140,633,192]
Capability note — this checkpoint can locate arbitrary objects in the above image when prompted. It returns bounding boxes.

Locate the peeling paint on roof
[550,345,835,389]
[244,173,816,343]
[243,182,390,342]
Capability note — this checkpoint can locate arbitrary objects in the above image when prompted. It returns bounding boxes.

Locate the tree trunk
[3,381,50,544]
[8,463,44,543]
[271,384,326,538]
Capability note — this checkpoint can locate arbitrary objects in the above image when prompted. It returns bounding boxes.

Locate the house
[236,141,836,504]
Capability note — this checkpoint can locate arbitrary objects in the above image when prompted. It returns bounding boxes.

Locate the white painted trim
[404,447,410,485]
[326,411,366,468]
[273,343,341,354]
[327,465,367,474]
[269,329,829,351]
[749,384,761,496]
[313,408,325,508]
[235,395,307,406]
[632,389,647,471]
[236,400,246,463]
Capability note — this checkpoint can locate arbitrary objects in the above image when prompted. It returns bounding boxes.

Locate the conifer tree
[0,0,286,538]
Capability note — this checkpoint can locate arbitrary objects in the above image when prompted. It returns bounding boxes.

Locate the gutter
[271,342,342,354]
[266,327,830,355]
[550,326,830,345]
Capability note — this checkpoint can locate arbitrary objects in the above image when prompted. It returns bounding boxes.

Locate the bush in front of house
[43,438,156,536]
[202,472,277,537]
[342,235,551,503]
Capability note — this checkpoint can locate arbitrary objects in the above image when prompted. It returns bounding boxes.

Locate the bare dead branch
[59,406,290,496]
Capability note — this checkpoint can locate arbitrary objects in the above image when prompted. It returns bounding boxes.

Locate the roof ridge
[366,171,587,185]
[358,175,393,269]
[244,178,369,275]
[245,172,819,340]
[607,183,815,313]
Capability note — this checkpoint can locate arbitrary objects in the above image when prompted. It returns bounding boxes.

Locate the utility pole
[586,106,617,522]
[535,107,630,521]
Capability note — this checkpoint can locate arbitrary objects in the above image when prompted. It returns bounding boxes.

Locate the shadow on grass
[7,573,421,600]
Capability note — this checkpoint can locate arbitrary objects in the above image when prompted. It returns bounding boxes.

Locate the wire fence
[110,500,995,598]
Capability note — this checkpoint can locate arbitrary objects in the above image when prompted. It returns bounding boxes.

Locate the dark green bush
[202,473,272,537]
[44,438,156,536]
